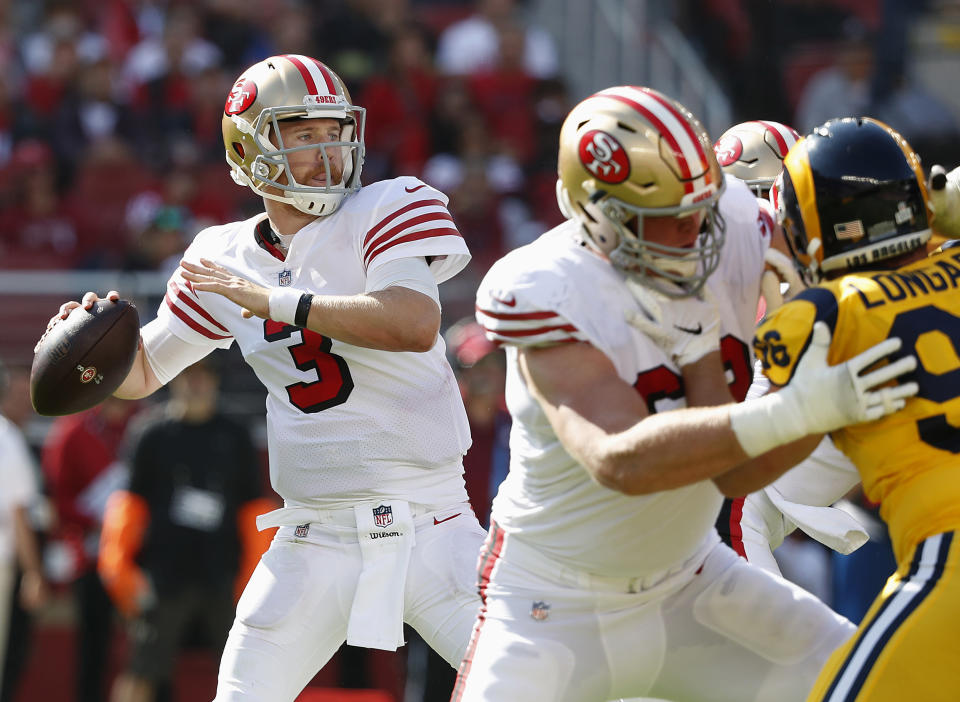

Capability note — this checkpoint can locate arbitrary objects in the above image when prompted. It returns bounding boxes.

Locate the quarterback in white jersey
[48,56,486,702]
[452,86,918,702]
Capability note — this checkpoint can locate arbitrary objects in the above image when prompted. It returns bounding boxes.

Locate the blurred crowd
[0,0,570,283]
[2,0,959,289]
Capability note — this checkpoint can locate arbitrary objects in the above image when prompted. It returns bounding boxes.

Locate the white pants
[214,503,486,701]
[455,530,854,702]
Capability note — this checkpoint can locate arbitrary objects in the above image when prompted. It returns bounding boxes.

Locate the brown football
[30,299,140,416]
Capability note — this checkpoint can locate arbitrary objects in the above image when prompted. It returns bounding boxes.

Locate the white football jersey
[475,175,769,576]
[155,177,473,508]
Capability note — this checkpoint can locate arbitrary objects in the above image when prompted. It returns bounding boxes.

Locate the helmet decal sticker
[714,134,743,167]
[225,78,257,115]
[578,130,630,184]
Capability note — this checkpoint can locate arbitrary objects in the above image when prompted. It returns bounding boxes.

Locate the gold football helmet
[556,86,725,297]
[778,117,931,283]
[221,54,365,216]
[713,120,800,197]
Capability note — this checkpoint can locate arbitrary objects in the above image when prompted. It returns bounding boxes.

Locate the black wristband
[294,293,313,328]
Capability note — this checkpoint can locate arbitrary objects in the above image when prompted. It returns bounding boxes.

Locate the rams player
[754,117,960,701]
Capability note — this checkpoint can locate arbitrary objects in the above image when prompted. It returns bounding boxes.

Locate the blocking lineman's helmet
[556,85,725,297]
[222,54,365,216]
[713,120,800,197]
[777,117,931,283]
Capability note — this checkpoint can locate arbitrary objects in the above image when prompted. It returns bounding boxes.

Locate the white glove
[730,321,918,457]
[624,280,721,367]
[928,164,960,238]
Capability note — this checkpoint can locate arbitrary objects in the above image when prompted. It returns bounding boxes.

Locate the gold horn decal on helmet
[872,117,931,217]
[785,141,822,258]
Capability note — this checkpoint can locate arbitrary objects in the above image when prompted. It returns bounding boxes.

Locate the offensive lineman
[453,87,916,701]
[44,55,486,701]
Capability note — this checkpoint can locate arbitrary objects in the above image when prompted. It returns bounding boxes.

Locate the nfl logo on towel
[373,505,393,528]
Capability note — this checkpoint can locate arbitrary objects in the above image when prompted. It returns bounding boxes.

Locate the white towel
[347,500,415,650]
[765,488,868,555]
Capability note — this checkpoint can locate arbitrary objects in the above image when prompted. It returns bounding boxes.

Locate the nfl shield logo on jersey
[530,601,551,621]
[373,505,393,528]
[279,269,292,286]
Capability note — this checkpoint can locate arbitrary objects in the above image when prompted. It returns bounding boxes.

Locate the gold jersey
[754,248,960,564]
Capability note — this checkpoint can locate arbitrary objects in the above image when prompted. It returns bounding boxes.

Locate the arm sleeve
[141,317,219,386]
[97,490,150,617]
[156,263,235,349]
[364,255,440,305]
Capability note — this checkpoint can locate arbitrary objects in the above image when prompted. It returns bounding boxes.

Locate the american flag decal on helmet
[834,220,865,241]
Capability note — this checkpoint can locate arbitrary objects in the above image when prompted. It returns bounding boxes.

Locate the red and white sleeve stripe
[475,303,587,347]
[164,280,233,342]
[362,198,462,270]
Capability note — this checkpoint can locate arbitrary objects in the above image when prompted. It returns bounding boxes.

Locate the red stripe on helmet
[311,58,338,95]
[605,92,694,194]
[283,54,318,95]
[755,120,792,157]
[639,87,711,180]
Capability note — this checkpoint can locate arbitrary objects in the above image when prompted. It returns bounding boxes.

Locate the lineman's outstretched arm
[523,323,916,497]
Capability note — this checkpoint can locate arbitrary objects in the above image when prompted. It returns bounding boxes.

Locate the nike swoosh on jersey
[405,184,427,193]
[494,295,517,307]
[674,323,703,335]
[433,513,461,525]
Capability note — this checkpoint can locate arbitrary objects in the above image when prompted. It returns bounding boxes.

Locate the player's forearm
[302,287,441,352]
[712,434,822,497]
[581,405,750,495]
[113,343,162,399]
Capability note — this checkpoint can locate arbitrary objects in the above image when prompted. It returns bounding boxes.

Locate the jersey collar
[254,217,286,262]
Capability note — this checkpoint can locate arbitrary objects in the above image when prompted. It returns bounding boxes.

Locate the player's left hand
[180,258,269,319]
[624,281,721,367]
[789,322,918,432]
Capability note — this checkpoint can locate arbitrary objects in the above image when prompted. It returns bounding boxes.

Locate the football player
[755,117,960,701]
[454,86,916,701]
[45,55,487,701]
[713,120,866,577]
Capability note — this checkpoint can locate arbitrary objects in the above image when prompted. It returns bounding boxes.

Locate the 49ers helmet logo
[225,78,257,115]
[713,135,743,167]
[578,130,630,184]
